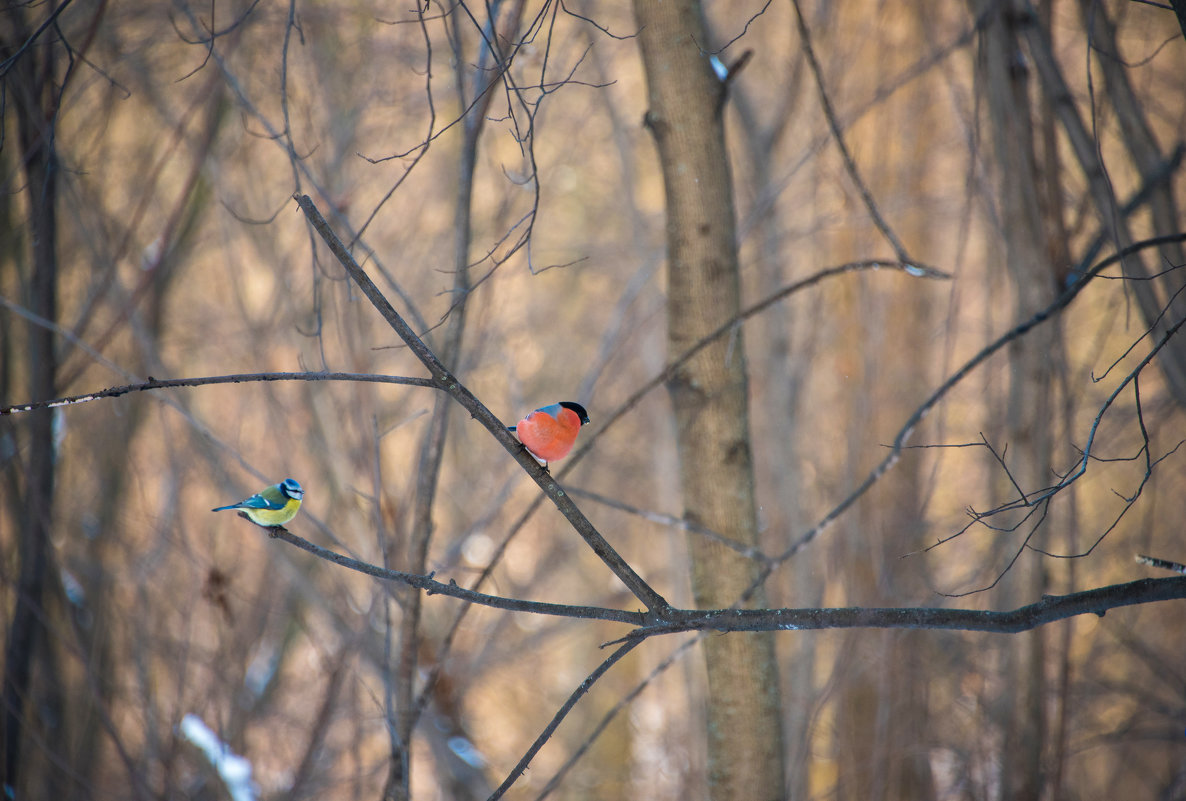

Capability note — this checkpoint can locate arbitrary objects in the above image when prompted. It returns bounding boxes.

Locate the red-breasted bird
[509,401,590,466]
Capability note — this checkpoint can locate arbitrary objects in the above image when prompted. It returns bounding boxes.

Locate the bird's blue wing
[534,403,562,420]
[238,491,287,511]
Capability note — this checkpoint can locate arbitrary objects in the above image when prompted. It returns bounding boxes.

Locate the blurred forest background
[3,0,1186,799]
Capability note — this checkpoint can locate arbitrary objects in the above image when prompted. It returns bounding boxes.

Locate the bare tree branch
[488,639,642,801]
[0,372,436,416]
[769,236,1186,570]
[261,522,1186,638]
[294,193,673,614]
[622,577,1186,638]
[792,0,917,266]
[264,526,644,624]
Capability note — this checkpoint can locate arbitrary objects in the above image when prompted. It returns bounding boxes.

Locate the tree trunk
[634,3,786,799]
[0,7,61,796]
[975,2,1059,798]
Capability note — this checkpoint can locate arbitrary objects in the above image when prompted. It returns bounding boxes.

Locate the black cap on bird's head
[280,478,304,499]
[558,401,590,425]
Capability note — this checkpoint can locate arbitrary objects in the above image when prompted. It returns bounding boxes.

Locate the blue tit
[212,478,303,527]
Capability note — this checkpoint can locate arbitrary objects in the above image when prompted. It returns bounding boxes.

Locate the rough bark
[634,2,786,799]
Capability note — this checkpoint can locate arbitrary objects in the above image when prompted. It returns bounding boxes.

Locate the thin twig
[792,0,915,265]
[0,372,436,416]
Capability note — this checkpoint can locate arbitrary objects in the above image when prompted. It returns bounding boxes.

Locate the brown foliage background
[2,1,1185,799]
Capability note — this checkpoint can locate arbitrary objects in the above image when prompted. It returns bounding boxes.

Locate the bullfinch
[509,401,590,466]
[212,478,304,527]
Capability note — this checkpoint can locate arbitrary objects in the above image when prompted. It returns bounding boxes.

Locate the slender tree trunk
[1077,0,1186,402]
[975,3,1059,798]
[386,85,476,801]
[1014,0,1186,405]
[0,8,61,795]
[834,57,938,797]
[729,39,813,801]
[634,3,786,799]
[385,6,525,798]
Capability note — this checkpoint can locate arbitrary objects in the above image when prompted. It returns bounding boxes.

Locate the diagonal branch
[487,639,642,801]
[294,193,672,615]
[769,234,1186,569]
[267,527,643,625]
[1016,0,1186,403]
[792,0,916,266]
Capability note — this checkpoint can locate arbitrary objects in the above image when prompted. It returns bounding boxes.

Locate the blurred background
[2,1,1185,798]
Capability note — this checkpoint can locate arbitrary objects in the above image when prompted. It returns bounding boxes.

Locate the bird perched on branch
[510,402,590,466]
[212,478,304,527]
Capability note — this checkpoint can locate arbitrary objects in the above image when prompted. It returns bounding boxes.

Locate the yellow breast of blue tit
[212,478,304,527]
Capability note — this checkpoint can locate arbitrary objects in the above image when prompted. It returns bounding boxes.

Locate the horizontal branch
[267,523,1186,639]
[0,371,436,416]
[630,576,1186,638]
